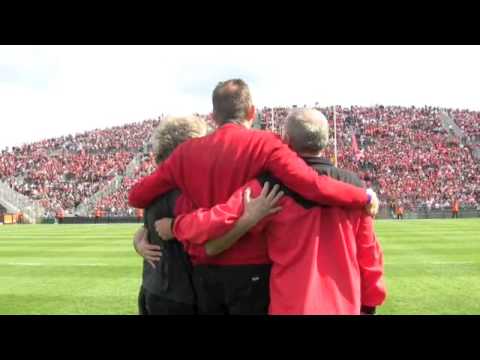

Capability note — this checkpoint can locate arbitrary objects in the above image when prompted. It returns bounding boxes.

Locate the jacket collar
[301,156,334,167]
[217,122,246,130]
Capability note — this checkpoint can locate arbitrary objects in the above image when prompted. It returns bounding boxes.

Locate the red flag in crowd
[352,133,359,154]
[352,133,364,162]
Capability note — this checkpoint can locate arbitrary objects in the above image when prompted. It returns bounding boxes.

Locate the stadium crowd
[1,106,479,216]
[94,153,157,216]
[0,119,161,215]
[260,105,480,211]
[450,109,480,142]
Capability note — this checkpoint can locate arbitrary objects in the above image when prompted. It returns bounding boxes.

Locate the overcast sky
[1,45,480,149]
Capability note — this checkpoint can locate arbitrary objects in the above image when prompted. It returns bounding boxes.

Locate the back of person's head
[152,115,207,164]
[284,109,329,155]
[212,79,254,125]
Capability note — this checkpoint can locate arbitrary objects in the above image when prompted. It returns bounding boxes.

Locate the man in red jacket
[129,79,379,314]
[159,109,386,314]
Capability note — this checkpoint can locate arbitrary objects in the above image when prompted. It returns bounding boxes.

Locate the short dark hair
[212,79,253,124]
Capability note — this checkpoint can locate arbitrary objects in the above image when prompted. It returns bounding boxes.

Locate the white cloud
[1,45,480,149]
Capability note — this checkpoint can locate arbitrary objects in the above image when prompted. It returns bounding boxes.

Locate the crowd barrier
[377,207,480,220]
[40,217,144,224]
[34,207,480,225]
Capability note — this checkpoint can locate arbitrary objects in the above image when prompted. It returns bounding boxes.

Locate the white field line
[430,261,476,265]
[385,261,476,265]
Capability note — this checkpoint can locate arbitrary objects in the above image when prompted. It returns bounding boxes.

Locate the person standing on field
[395,202,404,220]
[451,199,460,218]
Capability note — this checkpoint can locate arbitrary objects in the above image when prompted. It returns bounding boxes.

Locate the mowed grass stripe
[0,250,135,258]
[0,243,132,249]
[0,295,139,315]
[377,219,480,314]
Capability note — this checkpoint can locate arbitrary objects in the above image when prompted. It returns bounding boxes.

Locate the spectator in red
[95,208,101,224]
[452,199,460,219]
[395,202,404,220]
[56,208,65,224]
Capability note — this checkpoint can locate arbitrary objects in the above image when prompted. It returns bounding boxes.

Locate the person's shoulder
[146,189,180,213]
[249,128,281,140]
[331,167,364,188]
[247,129,284,150]
[178,134,205,149]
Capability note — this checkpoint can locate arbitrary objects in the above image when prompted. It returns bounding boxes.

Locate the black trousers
[138,287,196,315]
[452,212,459,218]
[192,264,271,315]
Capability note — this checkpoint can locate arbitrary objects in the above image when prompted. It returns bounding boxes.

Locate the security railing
[0,180,45,223]
[74,175,124,217]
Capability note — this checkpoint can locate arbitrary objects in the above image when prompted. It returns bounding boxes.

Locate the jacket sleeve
[355,214,387,308]
[263,134,369,208]
[128,145,181,209]
[173,180,265,246]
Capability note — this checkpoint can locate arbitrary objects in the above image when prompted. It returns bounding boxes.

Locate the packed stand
[260,105,480,210]
[0,118,161,215]
[449,109,480,143]
[1,108,479,217]
[94,152,157,216]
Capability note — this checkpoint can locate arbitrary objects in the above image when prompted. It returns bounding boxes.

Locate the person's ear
[246,105,256,121]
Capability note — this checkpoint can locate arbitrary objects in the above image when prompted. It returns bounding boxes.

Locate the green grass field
[0,219,479,315]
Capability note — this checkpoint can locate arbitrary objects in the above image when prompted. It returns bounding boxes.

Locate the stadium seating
[260,105,480,211]
[0,119,161,216]
[1,106,479,217]
[450,109,480,142]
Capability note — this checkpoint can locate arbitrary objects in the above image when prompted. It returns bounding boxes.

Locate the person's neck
[240,119,253,129]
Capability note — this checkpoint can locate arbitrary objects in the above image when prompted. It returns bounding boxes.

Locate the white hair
[152,115,207,163]
[285,109,329,154]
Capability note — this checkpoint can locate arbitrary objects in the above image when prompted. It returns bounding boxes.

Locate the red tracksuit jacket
[129,123,369,266]
[170,195,207,264]
[172,179,387,315]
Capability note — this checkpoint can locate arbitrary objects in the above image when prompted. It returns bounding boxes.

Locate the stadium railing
[378,206,480,220]
[0,181,45,223]
[44,216,142,224]
[75,175,123,217]
[37,206,479,225]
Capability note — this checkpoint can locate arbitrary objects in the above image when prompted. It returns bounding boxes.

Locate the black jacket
[141,190,196,305]
[258,156,364,209]
[302,156,364,187]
